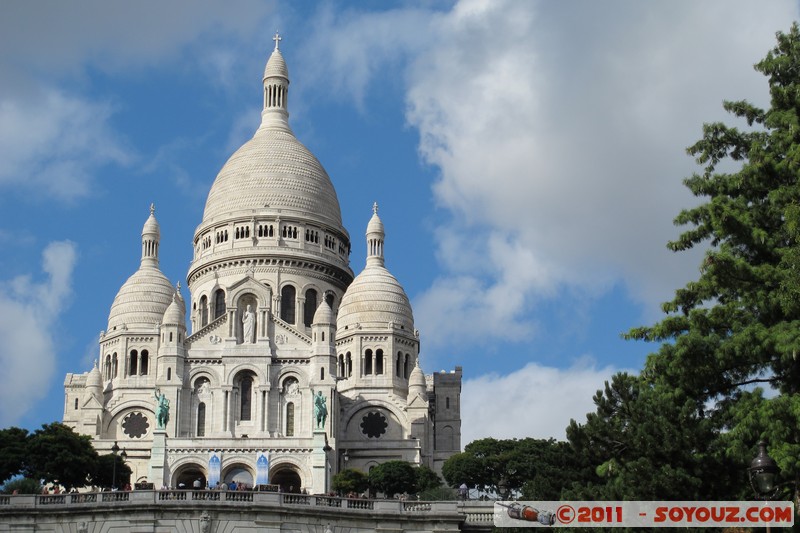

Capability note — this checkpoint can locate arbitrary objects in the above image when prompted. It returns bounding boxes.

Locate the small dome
[264,46,288,80]
[313,299,334,325]
[162,292,186,327]
[142,204,159,236]
[108,267,175,331]
[87,363,102,389]
[337,265,414,333]
[366,209,384,236]
[409,363,426,391]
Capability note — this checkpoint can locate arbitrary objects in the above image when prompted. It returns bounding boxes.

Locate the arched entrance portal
[222,465,254,489]
[271,466,302,493]
[173,463,206,489]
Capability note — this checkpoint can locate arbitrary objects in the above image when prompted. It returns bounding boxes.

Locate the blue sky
[0,0,797,445]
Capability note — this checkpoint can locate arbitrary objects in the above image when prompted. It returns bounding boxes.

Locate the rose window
[360,411,388,439]
[122,412,150,439]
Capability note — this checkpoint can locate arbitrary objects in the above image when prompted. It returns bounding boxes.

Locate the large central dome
[197,41,344,230]
[201,127,342,228]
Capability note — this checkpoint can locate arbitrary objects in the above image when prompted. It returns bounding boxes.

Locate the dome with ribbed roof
[87,362,102,390]
[108,267,174,331]
[264,39,288,80]
[313,299,334,325]
[201,129,343,227]
[162,291,186,327]
[337,205,414,334]
[408,362,427,400]
[107,207,175,331]
[199,36,344,230]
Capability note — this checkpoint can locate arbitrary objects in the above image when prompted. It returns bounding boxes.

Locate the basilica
[62,37,462,493]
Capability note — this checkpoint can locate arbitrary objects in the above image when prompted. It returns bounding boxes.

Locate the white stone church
[63,37,462,494]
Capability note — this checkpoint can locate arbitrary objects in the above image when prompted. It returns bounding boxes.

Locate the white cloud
[405,0,797,349]
[0,241,77,426]
[461,360,623,445]
[0,1,280,202]
[0,90,132,200]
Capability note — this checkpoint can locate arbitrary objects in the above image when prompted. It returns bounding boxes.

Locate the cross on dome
[273,31,282,51]
[150,203,155,215]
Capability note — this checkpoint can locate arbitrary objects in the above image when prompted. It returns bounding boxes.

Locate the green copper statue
[155,388,170,429]
[312,390,327,429]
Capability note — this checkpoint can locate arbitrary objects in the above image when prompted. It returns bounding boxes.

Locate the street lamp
[749,440,780,500]
[323,433,332,494]
[120,449,128,489]
[111,441,120,490]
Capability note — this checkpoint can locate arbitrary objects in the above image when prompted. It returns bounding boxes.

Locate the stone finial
[273,31,282,51]
[150,203,155,215]
[373,202,379,215]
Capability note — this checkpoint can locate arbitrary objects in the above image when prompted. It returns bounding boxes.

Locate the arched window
[74,398,78,410]
[140,350,149,375]
[338,354,345,378]
[104,355,111,380]
[129,350,138,376]
[199,295,208,327]
[197,403,206,437]
[365,349,373,375]
[325,292,334,309]
[304,289,318,326]
[281,285,296,324]
[112,353,118,378]
[404,354,410,379]
[346,352,353,377]
[320,367,325,380]
[167,367,172,381]
[375,349,384,375]
[396,351,402,377]
[286,402,295,437]
[240,376,253,421]
[214,289,226,320]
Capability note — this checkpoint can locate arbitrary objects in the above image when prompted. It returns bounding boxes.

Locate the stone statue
[242,304,255,344]
[312,390,327,429]
[200,511,211,533]
[154,388,170,429]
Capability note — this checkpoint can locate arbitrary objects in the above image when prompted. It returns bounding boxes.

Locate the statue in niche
[242,304,255,344]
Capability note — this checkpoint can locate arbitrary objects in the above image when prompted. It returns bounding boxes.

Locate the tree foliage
[92,453,132,490]
[415,465,442,492]
[569,23,800,501]
[24,423,99,490]
[0,427,29,484]
[332,468,369,496]
[442,437,587,499]
[368,460,416,498]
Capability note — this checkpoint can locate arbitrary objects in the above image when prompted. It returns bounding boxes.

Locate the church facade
[62,37,462,494]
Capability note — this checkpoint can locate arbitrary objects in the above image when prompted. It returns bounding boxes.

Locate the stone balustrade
[0,491,496,532]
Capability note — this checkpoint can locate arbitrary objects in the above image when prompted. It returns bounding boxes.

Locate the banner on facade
[208,452,222,488]
[255,451,269,485]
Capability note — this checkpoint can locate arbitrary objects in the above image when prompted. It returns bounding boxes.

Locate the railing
[102,492,129,503]
[70,493,97,504]
[0,491,495,520]
[346,498,374,510]
[39,495,66,505]
[314,496,342,507]
[403,502,432,512]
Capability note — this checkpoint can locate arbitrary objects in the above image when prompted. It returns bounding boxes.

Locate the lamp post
[750,440,780,533]
[749,440,780,500]
[322,434,332,495]
[111,441,120,490]
[120,449,128,489]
